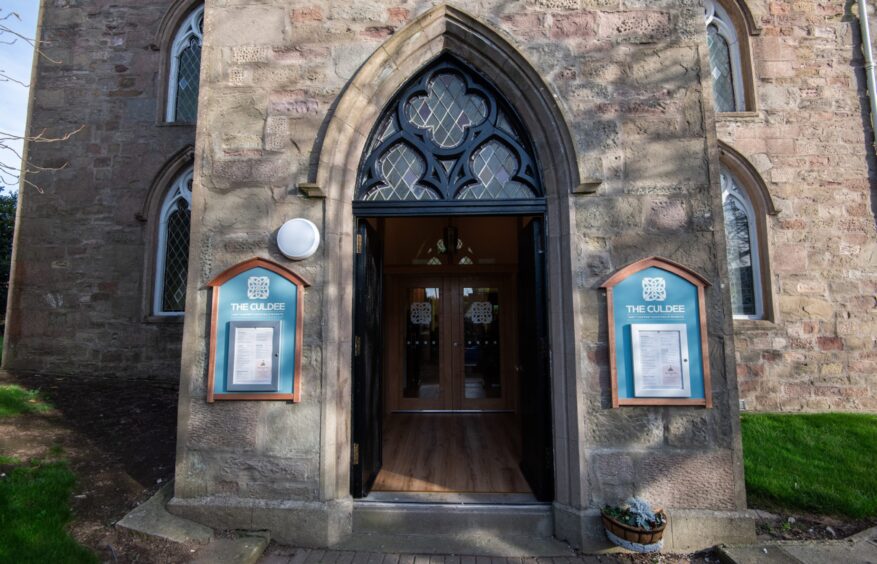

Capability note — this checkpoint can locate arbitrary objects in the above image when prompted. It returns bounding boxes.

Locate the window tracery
[154,167,193,315]
[721,166,763,318]
[705,0,746,112]
[166,5,204,123]
[357,58,543,203]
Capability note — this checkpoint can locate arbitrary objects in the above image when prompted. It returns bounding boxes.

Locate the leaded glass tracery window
[154,167,193,315]
[167,5,204,123]
[357,58,543,205]
[721,167,763,319]
[705,0,745,113]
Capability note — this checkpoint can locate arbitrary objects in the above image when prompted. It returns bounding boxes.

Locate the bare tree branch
[1,9,80,193]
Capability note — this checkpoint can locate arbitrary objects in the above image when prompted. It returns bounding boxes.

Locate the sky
[0,1,40,194]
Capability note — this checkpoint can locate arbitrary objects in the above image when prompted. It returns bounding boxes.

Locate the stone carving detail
[642,277,667,302]
[410,302,432,325]
[247,276,270,300]
[466,301,493,324]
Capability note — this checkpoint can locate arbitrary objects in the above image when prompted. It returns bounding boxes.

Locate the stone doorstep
[716,525,877,564]
[116,481,271,563]
[192,534,270,564]
[116,481,213,545]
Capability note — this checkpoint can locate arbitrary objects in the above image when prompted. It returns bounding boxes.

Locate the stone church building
[5,0,876,552]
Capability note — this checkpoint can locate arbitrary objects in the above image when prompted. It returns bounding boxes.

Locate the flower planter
[601,508,667,553]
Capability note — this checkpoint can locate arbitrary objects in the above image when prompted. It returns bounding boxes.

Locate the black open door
[518,217,554,502]
[352,219,383,498]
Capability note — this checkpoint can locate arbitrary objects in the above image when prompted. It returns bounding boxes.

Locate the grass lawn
[0,459,97,564]
[0,384,53,418]
[0,383,96,562]
[742,413,877,519]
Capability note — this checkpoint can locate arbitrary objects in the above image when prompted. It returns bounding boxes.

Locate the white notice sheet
[638,329,683,389]
[632,323,690,397]
[232,327,274,385]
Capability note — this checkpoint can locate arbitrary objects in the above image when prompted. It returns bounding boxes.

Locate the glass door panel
[454,276,514,411]
[462,286,502,400]
[404,287,442,401]
[386,274,513,412]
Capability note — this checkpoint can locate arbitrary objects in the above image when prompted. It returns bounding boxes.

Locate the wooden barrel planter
[601,508,667,547]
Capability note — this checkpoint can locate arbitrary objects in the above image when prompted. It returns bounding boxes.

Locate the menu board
[631,324,690,397]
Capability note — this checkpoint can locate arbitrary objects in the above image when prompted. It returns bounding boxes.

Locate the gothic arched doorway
[351,56,554,502]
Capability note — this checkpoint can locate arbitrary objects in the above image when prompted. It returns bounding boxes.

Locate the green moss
[742,413,877,519]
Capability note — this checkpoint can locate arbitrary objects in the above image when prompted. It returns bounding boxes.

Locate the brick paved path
[259,546,711,563]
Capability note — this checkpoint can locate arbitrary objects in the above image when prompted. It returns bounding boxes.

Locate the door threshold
[359,491,545,505]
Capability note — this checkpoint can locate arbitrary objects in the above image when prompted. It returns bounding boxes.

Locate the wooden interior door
[386,274,515,412]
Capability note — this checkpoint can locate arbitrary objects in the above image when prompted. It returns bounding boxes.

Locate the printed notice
[232,327,274,385]
[632,323,690,397]
[638,330,682,389]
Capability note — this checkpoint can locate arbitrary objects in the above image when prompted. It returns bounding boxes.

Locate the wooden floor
[372,413,532,493]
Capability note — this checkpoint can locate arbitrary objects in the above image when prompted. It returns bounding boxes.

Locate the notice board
[206,258,309,402]
[601,257,713,408]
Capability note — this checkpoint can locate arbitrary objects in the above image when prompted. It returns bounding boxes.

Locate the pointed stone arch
[314,4,585,515]
[718,142,777,216]
[311,3,584,202]
[718,141,776,320]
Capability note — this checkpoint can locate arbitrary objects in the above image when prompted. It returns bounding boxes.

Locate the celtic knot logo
[409,302,432,326]
[466,302,493,324]
[642,277,667,302]
[247,276,270,300]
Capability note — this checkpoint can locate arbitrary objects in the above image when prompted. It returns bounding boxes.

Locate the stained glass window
[721,168,761,318]
[704,0,745,112]
[358,57,543,202]
[155,167,193,315]
[167,6,204,123]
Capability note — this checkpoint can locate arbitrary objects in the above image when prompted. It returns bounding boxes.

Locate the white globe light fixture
[277,218,320,260]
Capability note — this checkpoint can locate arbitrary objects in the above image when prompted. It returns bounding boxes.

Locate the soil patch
[755,512,877,542]
[0,370,194,563]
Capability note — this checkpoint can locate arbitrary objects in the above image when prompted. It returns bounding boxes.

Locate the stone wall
[4,1,195,378]
[169,0,746,547]
[717,1,877,411]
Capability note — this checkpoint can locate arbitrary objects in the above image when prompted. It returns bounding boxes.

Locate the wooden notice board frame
[205,257,310,402]
[601,256,713,409]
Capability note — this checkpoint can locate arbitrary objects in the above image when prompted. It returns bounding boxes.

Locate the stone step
[353,501,555,537]
[346,501,573,556]
[192,534,270,564]
[116,481,213,545]
[335,532,575,557]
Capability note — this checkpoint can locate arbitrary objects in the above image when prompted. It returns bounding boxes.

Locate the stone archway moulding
[310,3,586,200]
[312,3,589,513]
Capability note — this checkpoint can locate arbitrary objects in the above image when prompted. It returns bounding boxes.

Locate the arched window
[721,166,763,319]
[704,0,749,113]
[154,166,193,315]
[356,57,544,214]
[166,5,203,123]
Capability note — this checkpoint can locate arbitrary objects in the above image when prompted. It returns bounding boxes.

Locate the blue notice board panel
[602,258,712,408]
[207,259,308,402]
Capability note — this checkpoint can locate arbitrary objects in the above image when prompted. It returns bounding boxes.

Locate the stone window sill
[716,111,762,122]
[732,318,776,331]
[144,315,185,324]
[156,121,197,128]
